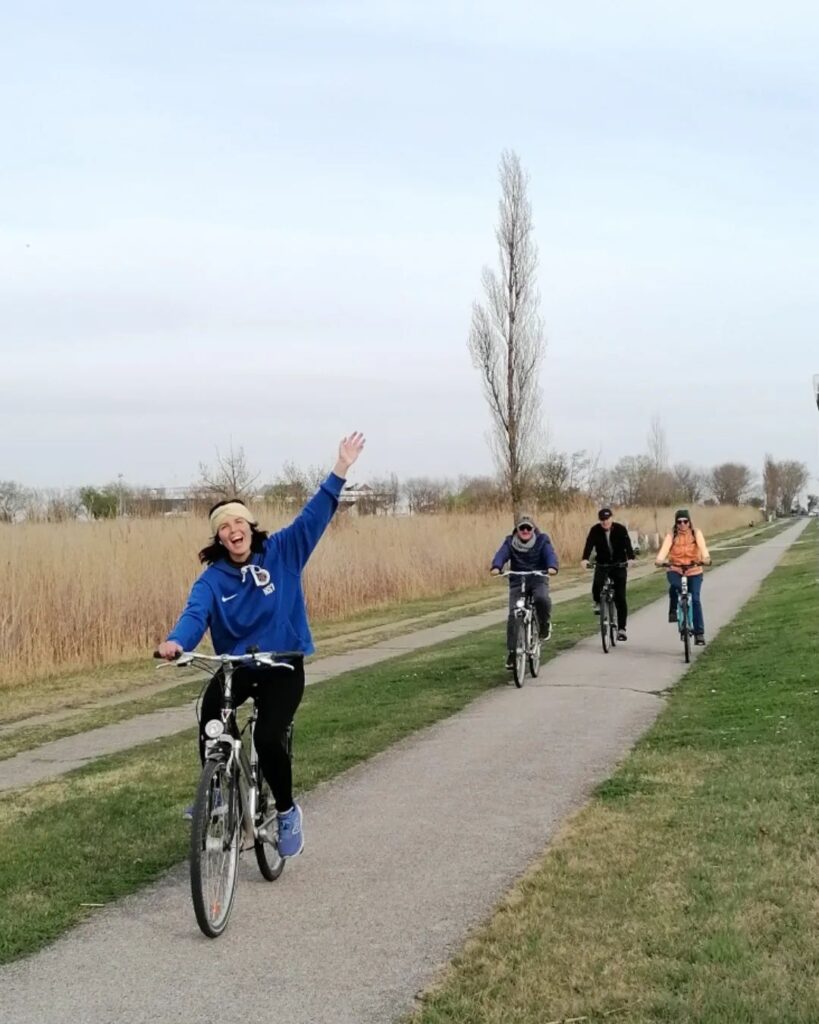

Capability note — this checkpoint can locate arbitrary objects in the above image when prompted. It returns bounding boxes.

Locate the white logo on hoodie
[241,565,272,589]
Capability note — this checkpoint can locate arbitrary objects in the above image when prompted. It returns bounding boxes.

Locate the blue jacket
[491,530,559,575]
[167,473,344,657]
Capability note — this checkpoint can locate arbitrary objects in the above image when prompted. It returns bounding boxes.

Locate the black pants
[592,566,628,629]
[199,660,305,812]
[507,578,551,649]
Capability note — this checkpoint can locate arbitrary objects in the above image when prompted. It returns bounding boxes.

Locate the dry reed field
[1,504,757,688]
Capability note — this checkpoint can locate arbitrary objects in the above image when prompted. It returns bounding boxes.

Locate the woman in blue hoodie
[157,432,365,857]
[490,513,559,669]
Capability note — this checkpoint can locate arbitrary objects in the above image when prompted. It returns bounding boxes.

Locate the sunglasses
[517,525,534,533]
[676,518,690,524]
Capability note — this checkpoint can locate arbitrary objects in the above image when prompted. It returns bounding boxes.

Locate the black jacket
[582,522,635,565]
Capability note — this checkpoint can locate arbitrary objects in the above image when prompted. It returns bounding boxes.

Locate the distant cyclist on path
[490,514,559,670]
[581,507,636,642]
[655,508,711,645]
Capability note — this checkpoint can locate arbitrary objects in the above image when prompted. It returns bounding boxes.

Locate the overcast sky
[2,1,817,492]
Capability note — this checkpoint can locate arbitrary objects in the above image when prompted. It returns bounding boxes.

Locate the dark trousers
[199,660,305,812]
[592,566,628,629]
[507,578,551,649]
[667,572,704,635]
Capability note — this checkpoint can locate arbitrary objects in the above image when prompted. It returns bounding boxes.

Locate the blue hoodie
[167,473,344,657]
[491,530,559,575]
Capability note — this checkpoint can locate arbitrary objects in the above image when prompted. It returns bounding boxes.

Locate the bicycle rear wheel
[190,758,240,938]
[527,612,541,678]
[512,618,527,688]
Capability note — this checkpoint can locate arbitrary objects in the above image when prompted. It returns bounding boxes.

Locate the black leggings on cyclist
[592,566,628,629]
[198,659,305,813]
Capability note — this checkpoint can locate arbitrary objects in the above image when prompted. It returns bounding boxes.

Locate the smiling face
[217,515,252,563]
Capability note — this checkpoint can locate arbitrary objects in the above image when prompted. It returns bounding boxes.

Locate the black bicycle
[156,649,295,937]
[660,562,704,663]
[496,570,549,687]
[588,562,628,653]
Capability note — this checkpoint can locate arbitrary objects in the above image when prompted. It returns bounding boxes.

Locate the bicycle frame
[496,570,549,686]
[659,561,704,663]
[587,562,627,653]
[159,651,294,846]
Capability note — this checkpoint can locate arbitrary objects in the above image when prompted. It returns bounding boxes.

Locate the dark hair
[198,498,269,565]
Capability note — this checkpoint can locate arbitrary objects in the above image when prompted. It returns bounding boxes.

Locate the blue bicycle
[661,561,703,664]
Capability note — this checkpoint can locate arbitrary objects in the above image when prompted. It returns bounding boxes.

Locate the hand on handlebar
[580,559,589,569]
[490,567,501,576]
[547,567,557,576]
[156,640,183,661]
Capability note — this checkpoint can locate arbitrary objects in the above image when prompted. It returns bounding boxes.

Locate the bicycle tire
[528,611,541,678]
[254,773,285,881]
[600,596,610,653]
[190,757,240,938]
[681,596,691,664]
[608,596,618,648]
[512,618,527,688]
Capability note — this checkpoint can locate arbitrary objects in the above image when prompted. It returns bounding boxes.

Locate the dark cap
[598,507,613,520]
[674,509,691,522]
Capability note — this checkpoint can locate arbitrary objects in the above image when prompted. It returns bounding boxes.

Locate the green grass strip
[409,521,818,1024]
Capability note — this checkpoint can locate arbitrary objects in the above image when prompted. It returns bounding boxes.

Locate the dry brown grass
[0,504,757,688]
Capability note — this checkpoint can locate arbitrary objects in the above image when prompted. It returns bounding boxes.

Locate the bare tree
[468,150,545,514]
[672,463,706,504]
[403,477,451,515]
[709,462,753,505]
[762,454,780,515]
[777,460,808,513]
[0,480,30,522]
[198,444,260,501]
[645,416,669,530]
[611,455,653,506]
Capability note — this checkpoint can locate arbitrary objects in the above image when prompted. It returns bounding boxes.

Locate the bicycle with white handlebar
[659,562,704,664]
[495,570,549,688]
[154,648,295,937]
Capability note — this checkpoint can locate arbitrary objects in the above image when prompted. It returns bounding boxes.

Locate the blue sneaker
[182,805,193,821]
[277,803,304,858]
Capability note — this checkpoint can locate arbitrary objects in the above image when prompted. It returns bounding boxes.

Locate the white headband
[210,501,256,535]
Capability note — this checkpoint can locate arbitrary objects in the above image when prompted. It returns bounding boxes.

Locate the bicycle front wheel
[609,598,618,648]
[600,599,610,653]
[190,758,240,938]
[528,612,541,678]
[681,598,691,664]
[512,618,527,688]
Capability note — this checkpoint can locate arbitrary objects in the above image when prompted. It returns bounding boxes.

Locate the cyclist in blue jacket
[490,514,559,669]
[158,432,365,857]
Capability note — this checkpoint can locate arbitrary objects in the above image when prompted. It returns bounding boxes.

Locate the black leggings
[198,660,305,812]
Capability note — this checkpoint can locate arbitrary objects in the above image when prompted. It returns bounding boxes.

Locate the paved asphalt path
[2,519,806,1024]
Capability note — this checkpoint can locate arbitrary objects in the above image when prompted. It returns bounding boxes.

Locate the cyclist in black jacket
[581,507,636,641]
